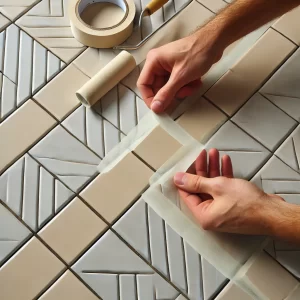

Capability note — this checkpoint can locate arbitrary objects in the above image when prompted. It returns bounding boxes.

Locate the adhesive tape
[69,0,136,48]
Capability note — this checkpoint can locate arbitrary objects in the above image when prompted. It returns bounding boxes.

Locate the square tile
[275,125,300,174]
[34,64,89,121]
[80,152,153,223]
[0,13,9,31]
[40,271,99,300]
[62,105,122,158]
[215,281,254,300]
[196,0,227,13]
[232,93,296,151]
[205,120,270,179]
[260,48,300,122]
[0,237,64,299]
[0,202,31,265]
[72,230,181,300]
[0,99,56,173]
[16,0,86,62]
[134,125,182,170]
[0,24,65,122]
[39,197,107,263]
[177,97,227,143]
[29,125,101,193]
[0,154,74,231]
[273,6,300,45]
[206,29,296,115]
[0,0,39,20]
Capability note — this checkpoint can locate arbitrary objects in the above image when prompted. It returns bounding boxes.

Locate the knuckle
[194,176,203,191]
[146,49,158,60]
[212,177,227,195]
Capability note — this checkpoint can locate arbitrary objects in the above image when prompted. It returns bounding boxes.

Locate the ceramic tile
[0,0,39,20]
[239,251,298,300]
[0,13,9,30]
[0,154,74,231]
[285,284,300,300]
[39,197,107,264]
[260,48,300,121]
[206,29,296,115]
[177,97,227,143]
[62,105,121,158]
[34,64,89,121]
[0,99,56,173]
[40,271,98,300]
[72,230,181,300]
[0,237,64,300]
[205,120,270,179]
[196,0,227,13]
[0,24,64,122]
[276,251,300,279]
[275,125,300,174]
[114,198,228,299]
[16,0,86,63]
[0,202,31,265]
[232,93,296,151]
[134,125,182,170]
[273,6,300,45]
[214,281,253,300]
[80,152,153,223]
[29,125,100,193]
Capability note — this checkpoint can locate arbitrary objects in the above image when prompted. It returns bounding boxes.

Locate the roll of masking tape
[69,0,136,48]
[76,51,137,106]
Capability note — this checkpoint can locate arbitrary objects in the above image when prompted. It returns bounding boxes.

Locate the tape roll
[69,0,136,48]
[76,51,137,106]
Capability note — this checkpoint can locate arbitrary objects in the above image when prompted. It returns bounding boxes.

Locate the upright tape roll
[69,0,136,48]
[76,51,137,106]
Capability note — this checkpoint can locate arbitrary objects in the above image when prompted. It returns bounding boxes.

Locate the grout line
[163,221,171,280]
[132,152,156,172]
[181,239,188,295]
[20,157,26,219]
[145,203,152,264]
[271,27,299,47]
[198,254,204,300]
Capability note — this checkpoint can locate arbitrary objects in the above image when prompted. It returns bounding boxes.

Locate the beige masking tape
[76,50,136,106]
[69,0,136,48]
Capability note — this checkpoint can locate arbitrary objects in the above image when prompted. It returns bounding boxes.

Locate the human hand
[173,149,286,236]
[137,27,225,114]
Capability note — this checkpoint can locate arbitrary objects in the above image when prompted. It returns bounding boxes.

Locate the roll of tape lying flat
[69,0,136,48]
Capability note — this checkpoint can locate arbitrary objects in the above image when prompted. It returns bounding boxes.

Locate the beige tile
[134,125,182,170]
[80,152,153,223]
[39,197,107,264]
[40,271,98,300]
[0,99,56,173]
[0,237,64,300]
[285,284,300,300]
[273,6,300,45]
[215,282,253,300]
[34,64,89,121]
[206,29,296,115]
[177,97,227,143]
[240,251,298,300]
[196,0,227,13]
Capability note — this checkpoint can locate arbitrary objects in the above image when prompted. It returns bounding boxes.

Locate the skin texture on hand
[173,149,292,238]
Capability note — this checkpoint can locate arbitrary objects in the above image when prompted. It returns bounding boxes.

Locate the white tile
[232,93,296,151]
[0,0,39,20]
[32,41,47,94]
[29,125,101,192]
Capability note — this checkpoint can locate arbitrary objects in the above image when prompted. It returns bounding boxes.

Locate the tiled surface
[1,0,300,299]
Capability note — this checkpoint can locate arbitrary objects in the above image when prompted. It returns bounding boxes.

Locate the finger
[195,149,208,177]
[221,155,234,178]
[178,189,202,208]
[174,172,215,194]
[176,79,202,99]
[153,75,167,95]
[208,148,220,178]
[186,162,196,174]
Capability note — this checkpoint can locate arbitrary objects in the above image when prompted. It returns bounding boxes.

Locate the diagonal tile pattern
[0,23,65,122]
[0,0,39,21]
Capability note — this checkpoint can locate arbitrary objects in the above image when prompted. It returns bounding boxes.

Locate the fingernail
[174,172,185,186]
[151,100,163,112]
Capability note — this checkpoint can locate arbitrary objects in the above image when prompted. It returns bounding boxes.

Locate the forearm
[194,0,300,51]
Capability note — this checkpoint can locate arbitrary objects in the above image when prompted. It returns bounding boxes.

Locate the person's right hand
[174,149,287,236]
[137,28,225,114]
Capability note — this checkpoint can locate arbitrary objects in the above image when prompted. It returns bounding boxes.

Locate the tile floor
[0,0,300,299]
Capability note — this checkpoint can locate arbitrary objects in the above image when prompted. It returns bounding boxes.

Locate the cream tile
[215,281,253,300]
[196,0,227,13]
[0,13,9,30]
[0,99,56,173]
[16,0,86,62]
[80,152,153,223]
[177,97,227,143]
[206,29,296,115]
[34,64,89,121]
[0,237,64,300]
[40,271,98,300]
[134,125,182,170]
[0,0,39,21]
[273,6,300,45]
[285,284,300,300]
[39,197,107,264]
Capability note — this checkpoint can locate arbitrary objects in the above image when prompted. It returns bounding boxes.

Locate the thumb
[151,72,186,114]
[174,172,217,195]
